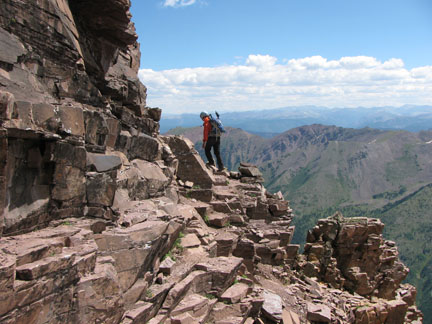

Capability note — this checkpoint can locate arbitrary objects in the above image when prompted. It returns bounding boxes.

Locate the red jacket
[203,116,212,142]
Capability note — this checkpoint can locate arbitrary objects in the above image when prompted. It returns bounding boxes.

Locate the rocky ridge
[0,1,423,323]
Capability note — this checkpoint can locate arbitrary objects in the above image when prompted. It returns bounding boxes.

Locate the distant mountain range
[167,124,432,321]
[160,105,432,135]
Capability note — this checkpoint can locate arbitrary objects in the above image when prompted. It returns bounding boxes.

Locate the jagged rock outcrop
[302,213,408,299]
[0,1,423,323]
[299,213,421,323]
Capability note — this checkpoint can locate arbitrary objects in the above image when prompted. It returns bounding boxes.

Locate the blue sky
[130,0,432,114]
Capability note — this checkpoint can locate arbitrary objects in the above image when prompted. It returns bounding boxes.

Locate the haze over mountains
[167,122,432,321]
[161,105,432,136]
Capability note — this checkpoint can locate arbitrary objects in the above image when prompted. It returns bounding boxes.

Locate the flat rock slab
[220,282,251,304]
[213,186,238,200]
[194,256,243,274]
[171,293,209,317]
[181,234,201,248]
[16,252,76,280]
[86,153,122,172]
[124,301,153,323]
[116,220,169,243]
[194,256,243,295]
[307,302,332,323]
[282,309,301,324]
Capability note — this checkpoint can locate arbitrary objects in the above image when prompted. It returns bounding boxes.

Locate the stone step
[170,293,217,323]
[215,231,239,257]
[212,186,238,200]
[16,252,76,280]
[162,270,211,312]
[207,211,230,228]
[181,188,213,202]
[210,201,233,214]
[220,282,252,304]
[194,256,243,297]
[122,301,153,324]
[186,200,210,218]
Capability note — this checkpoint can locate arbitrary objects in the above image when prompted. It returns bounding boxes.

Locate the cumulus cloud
[163,0,196,7]
[246,54,277,68]
[138,55,432,114]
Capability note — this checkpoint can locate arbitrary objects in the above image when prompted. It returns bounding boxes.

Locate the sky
[130,0,432,114]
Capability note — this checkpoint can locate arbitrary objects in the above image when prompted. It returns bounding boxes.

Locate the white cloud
[138,55,432,114]
[339,56,380,69]
[163,0,196,7]
[246,54,277,68]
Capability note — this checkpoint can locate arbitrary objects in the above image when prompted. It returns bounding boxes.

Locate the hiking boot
[217,167,227,172]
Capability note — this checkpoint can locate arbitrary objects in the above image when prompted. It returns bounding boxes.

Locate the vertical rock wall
[0,0,170,236]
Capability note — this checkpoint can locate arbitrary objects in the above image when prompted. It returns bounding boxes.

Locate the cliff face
[0,1,424,324]
[0,0,163,236]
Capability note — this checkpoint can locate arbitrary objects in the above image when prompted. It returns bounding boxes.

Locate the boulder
[220,283,251,304]
[165,135,215,189]
[238,165,262,178]
[118,159,169,200]
[262,290,283,322]
[207,212,230,228]
[76,258,124,324]
[307,302,332,323]
[129,133,162,162]
[86,172,116,207]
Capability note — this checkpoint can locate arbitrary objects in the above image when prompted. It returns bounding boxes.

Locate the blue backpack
[209,111,226,136]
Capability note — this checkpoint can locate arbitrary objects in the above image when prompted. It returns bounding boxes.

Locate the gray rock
[239,166,263,178]
[87,153,122,172]
[262,290,283,322]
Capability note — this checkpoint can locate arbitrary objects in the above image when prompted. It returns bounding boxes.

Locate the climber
[200,111,225,172]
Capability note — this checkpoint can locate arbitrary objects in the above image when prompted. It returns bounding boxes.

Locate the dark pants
[205,136,224,170]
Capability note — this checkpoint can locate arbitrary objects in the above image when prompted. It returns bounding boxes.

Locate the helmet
[200,111,209,119]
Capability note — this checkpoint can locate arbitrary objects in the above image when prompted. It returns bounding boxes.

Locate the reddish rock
[0,0,423,322]
[307,302,332,323]
[215,232,238,257]
[123,301,153,324]
[385,299,409,324]
[16,253,76,280]
[181,234,201,249]
[160,256,176,275]
[165,135,215,189]
[207,212,230,228]
[220,283,251,304]
[302,215,410,300]
[0,253,15,293]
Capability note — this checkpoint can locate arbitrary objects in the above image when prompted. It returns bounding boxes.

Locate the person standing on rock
[200,111,225,171]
